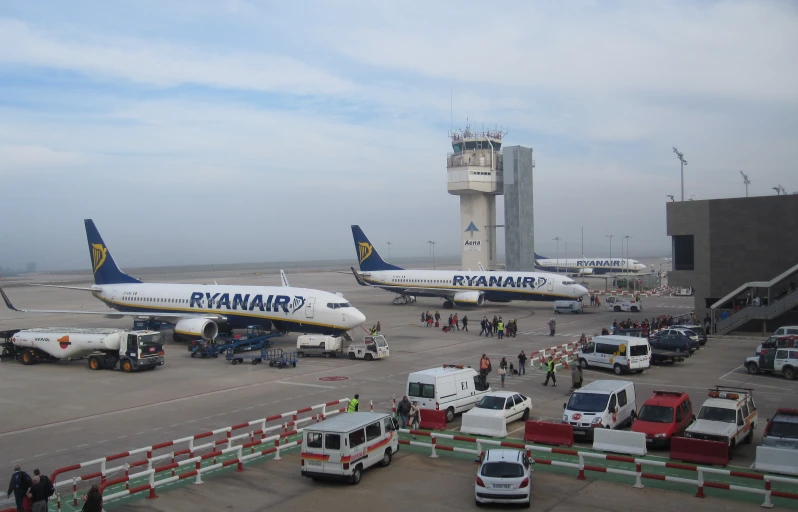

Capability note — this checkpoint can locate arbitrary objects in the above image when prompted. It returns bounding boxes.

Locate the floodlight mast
[673,147,688,201]
[740,170,750,197]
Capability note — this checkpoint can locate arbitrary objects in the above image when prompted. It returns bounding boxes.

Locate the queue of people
[7,465,101,512]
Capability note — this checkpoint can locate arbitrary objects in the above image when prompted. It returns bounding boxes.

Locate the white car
[475,449,533,508]
[461,391,532,437]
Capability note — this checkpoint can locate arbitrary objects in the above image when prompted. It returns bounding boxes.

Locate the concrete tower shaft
[447,126,505,271]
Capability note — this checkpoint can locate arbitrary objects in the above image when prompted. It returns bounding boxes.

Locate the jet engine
[452,291,485,306]
[174,318,219,341]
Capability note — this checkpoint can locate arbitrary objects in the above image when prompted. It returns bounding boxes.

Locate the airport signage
[464,240,482,252]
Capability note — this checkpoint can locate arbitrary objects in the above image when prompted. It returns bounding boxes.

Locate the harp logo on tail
[91,243,107,273]
[358,242,373,264]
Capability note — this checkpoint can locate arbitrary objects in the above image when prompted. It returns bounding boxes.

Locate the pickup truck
[745,347,798,380]
[684,387,757,457]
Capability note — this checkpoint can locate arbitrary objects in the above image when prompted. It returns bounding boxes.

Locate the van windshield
[637,405,673,423]
[408,382,435,399]
[567,392,609,413]
[630,344,649,357]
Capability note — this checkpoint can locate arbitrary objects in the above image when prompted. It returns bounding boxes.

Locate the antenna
[739,170,750,197]
[450,91,453,132]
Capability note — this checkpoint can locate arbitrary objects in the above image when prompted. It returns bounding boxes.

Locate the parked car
[649,333,694,353]
[652,329,700,351]
[672,324,708,345]
[756,335,798,356]
[684,387,757,458]
[461,392,532,437]
[631,391,694,447]
[746,348,798,380]
[762,409,798,450]
[475,449,533,508]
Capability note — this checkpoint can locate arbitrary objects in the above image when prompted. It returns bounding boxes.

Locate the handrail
[710,261,798,310]
[715,288,798,334]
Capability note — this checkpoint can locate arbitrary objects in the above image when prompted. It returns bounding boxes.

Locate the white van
[301,412,399,485]
[554,300,583,314]
[563,380,636,440]
[773,326,798,337]
[604,296,642,312]
[407,364,492,423]
[296,335,342,358]
[577,335,651,375]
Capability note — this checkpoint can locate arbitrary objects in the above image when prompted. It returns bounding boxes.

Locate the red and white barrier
[50,398,351,508]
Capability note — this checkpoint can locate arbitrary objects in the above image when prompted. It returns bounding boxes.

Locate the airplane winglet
[280,270,290,287]
[0,287,21,311]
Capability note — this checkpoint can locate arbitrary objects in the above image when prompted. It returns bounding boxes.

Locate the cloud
[0,144,85,174]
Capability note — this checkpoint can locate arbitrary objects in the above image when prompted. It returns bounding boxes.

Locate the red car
[631,390,694,447]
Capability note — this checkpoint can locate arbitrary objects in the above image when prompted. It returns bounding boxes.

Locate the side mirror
[563,403,567,409]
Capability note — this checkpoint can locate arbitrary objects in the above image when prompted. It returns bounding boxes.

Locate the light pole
[773,185,785,196]
[623,236,632,274]
[673,147,688,201]
[666,195,675,202]
[553,237,561,273]
[564,239,568,273]
[740,170,750,197]
[386,242,392,263]
[427,241,436,269]
[605,234,615,273]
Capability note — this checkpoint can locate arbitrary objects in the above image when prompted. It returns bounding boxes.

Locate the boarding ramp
[711,262,798,335]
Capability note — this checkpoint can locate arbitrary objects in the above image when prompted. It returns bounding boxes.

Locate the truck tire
[324,352,331,358]
[614,306,621,312]
[446,407,455,423]
[21,350,35,365]
[613,364,623,375]
[88,356,102,371]
[380,449,392,467]
[297,351,304,358]
[746,363,759,375]
[579,358,589,369]
[349,352,356,360]
[349,465,362,485]
[784,367,796,380]
[365,353,373,361]
[121,359,133,373]
[631,306,639,312]
[232,359,238,365]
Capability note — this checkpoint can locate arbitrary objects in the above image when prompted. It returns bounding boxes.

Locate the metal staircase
[711,262,798,335]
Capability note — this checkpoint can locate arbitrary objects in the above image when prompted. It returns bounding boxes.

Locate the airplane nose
[349,308,367,328]
[636,263,647,271]
[575,285,589,298]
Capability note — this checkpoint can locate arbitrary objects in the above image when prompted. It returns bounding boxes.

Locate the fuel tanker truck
[9,328,165,372]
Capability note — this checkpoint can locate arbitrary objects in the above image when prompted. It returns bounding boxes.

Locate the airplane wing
[0,287,226,321]
[28,284,99,291]
[280,270,290,287]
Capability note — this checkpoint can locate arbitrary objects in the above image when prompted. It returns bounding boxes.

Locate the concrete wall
[459,194,495,271]
[503,146,535,271]
[666,195,798,319]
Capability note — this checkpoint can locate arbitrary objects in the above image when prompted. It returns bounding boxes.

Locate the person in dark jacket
[27,470,50,512]
[7,465,32,512]
[81,484,103,512]
[396,396,412,428]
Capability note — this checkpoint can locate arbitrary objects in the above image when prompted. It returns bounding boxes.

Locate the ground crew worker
[370,325,377,335]
[497,319,504,339]
[348,394,360,412]
[542,357,557,387]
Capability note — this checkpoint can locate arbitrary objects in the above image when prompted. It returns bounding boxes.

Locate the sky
[0,0,796,271]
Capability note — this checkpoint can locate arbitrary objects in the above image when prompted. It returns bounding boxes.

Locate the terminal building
[666,195,798,333]
[503,146,536,271]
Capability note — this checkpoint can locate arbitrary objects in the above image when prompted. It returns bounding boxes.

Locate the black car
[649,333,694,353]
[672,325,708,345]
[651,329,700,351]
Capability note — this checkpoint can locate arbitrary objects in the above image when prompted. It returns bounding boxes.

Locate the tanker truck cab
[118,331,165,371]
[301,412,399,485]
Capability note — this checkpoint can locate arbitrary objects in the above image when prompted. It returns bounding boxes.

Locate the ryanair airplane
[534,253,647,276]
[350,225,588,308]
[1,220,366,339]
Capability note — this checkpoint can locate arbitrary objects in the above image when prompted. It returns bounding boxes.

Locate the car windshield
[477,396,506,410]
[769,420,798,439]
[567,392,609,413]
[637,405,674,423]
[481,461,524,478]
[698,406,736,423]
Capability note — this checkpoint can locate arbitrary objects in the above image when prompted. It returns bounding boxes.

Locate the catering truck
[8,328,165,372]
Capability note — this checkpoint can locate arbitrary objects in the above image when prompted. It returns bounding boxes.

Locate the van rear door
[303,431,328,473]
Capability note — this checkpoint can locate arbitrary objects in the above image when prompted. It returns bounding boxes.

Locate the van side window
[737,410,744,427]
[617,390,628,407]
[349,429,366,448]
[596,343,615,355]
[325,434,340,450]
[676,408,683,422]
[777,350,788,359]
[383,417,394,432]
[584,342,595,353]
[365,422,381,442]
[408,382,435,399]
[609,394,617,411]
[307,432,322,449]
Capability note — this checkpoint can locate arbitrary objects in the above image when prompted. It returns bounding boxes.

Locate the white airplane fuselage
[536,258,646,275]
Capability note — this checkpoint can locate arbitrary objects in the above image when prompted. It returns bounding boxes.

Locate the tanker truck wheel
[88,356,102,371]
[121,359,133,373]
[21,350,36,365]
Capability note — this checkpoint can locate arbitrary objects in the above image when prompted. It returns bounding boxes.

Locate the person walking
[421,311,426,326]
[517,351,527,375]
[376,321,381,333]
[479,354,491,387]
[462,315,468,332]
[396,396,412,429]
[570,364,583,393]
[27,470,51,512]
[7,465,32,512]
[408,401,421,439]
[542,357,557,387]
[499,357,508,387]
[548,318,556,336]
[479,317,487,336]
[453,313,460,331]
[347,394,360,412]
[434,310,441,326]
[81,484,103,512]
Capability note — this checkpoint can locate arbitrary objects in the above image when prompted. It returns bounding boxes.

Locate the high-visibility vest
[498,322,504,331]
[348,399,359,412]
[547,360,555,373]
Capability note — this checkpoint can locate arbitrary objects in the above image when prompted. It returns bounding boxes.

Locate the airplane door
[305,297,316,319]
[547,280,554,292]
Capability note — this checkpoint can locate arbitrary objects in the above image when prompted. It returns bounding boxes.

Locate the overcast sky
[1,1,796,271]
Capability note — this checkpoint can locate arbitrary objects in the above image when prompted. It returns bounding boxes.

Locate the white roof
[409,366,476,377]
[578,380,633,394]
[305,412,390,433]
[483,391,522,399]
[702,398,739,410]
[18,328,127,335]
[592,335,648,344]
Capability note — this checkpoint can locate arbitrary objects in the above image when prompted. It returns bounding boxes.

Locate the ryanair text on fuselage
[186,292,305,313]
[451,275,547,288]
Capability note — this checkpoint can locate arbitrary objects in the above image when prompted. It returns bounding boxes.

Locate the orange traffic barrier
[418,409,447,430]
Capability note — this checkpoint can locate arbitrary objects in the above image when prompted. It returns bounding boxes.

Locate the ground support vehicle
[347,335,389,360]
[189,328,284,359]
[684,386,757,458]
[745,348,798,380]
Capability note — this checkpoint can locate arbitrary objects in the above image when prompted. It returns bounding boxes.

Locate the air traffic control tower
[447,126,504,271]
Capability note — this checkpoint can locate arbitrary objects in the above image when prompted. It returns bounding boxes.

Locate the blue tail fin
[84,219,142,285]
[351,225,403,271]
[534,252,547,260]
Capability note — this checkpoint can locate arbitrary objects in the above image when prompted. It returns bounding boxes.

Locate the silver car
[762,410,798,450]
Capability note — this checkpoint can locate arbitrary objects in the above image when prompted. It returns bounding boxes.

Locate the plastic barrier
[670,437,729,467]
[49,398,351,508]
[418,409,447,430]
[524,420,574,447]
[755,446,798,476]
[593,428,647,457]
[397,429,798,508]
[460,411,507,438]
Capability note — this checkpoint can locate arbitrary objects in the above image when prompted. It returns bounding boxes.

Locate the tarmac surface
[1,266,796,511]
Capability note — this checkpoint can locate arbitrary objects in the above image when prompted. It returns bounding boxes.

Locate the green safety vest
[498,322,504,330]
[547,360,555,373]
[348,399,359,412]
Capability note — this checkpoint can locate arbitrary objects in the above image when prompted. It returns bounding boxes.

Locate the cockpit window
[326,302,351,309]
[562,281,575,286]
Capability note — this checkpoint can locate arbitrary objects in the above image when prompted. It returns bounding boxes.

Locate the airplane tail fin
[534,252,547,260]
[351,225,403,272]
[84,219,142,285]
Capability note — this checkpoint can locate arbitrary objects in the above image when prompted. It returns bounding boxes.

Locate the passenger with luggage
[479,354,492,387]
[6,465,32,512]
[570,365,583,393]
[408,401,421,439]
[396,396,412,428]
[498,357,508,387]
[27,469,53,512]
[461,315,468,332]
